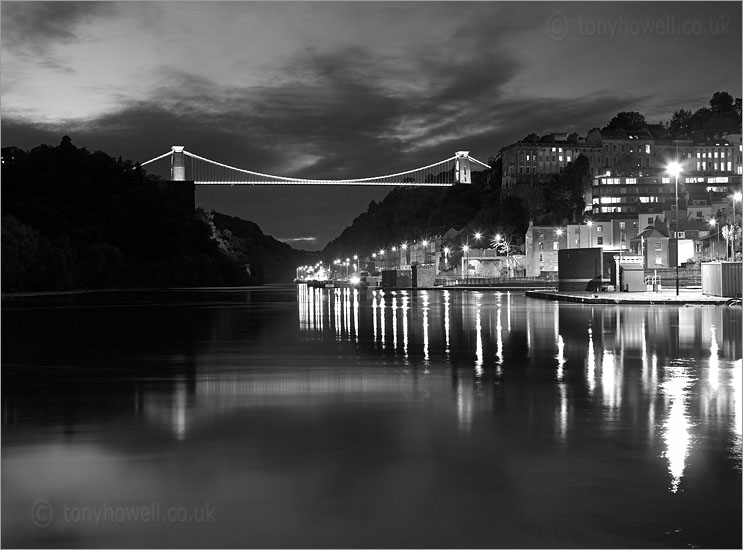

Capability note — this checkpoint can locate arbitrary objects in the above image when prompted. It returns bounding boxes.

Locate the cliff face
[206,211,316,284]
[1,138,311,292]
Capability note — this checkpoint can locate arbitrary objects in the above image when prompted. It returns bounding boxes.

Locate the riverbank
[526,288,735,304]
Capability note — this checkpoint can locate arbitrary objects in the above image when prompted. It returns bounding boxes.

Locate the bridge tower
[455,151,471,184]
[170,146,186,181]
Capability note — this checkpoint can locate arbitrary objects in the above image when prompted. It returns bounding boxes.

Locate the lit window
[645,145,650,154]
[567,156,571,162]
[714,152,719,158]
[597,225,603,232]
[619,222,626,229]
[559,156,563,162]
[553,242,559,251]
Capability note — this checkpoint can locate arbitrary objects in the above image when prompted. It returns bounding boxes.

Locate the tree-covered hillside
[1,137,310,292]
[321,166,524,259]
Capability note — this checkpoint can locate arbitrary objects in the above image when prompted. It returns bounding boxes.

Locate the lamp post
[709,219,719,260]
[734,192,742,260]
[667,161,682,296]
[463,243,470,284]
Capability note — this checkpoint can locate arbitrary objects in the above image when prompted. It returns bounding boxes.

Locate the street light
[667,161,682,295]
[586,220,593,248]
[463,244,470,284]
[734,192,742,260]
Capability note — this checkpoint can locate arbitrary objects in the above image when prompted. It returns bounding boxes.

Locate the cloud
[2,2,740,249]
[1,2,114,71]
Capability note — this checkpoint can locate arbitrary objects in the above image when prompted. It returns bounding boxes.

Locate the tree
[603,111,647,132]
[710,91,735,115]
[612,153,643,177]
[669,109,693,138]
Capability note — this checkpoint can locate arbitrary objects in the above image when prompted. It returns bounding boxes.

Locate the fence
[434,275,558,287]
[644,268,701,288]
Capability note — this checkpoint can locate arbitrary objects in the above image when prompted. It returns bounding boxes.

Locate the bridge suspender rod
[183,149,458,184]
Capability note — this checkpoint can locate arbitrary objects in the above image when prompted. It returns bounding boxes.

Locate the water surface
[2,286,741,548]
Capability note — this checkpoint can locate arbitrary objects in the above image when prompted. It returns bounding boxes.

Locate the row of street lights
[370,230,519,281]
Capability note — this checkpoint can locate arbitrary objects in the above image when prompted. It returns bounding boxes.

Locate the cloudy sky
[2,1,741,249]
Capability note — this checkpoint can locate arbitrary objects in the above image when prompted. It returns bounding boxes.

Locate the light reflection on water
[2,286,742,548]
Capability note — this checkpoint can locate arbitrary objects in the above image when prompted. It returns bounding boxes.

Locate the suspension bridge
[141,146,491,186]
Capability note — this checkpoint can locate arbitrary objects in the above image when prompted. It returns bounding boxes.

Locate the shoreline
[525,288,735,305]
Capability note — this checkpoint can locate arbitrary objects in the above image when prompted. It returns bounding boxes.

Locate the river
[2,285,741,548]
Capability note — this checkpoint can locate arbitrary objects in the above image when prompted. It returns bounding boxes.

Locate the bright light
[349,275,361,285]
[474,232,482,240]
[709,219,716,226]
[379,249,385,256]
[667,161,682,178]
[372,253,377,258]
[401,243,408,249]
[463,245,470,252]
[422,239,428,246]
[587,220,593,227]
[734,192,742,202]
[495,233,502,241]
[334,259,340,264]
[555,228,563,236]
[444,247,450,255]
[391,246,397,251]
[353,254,358,260]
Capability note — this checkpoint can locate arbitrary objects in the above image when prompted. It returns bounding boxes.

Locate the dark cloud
[1,2,114,71]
